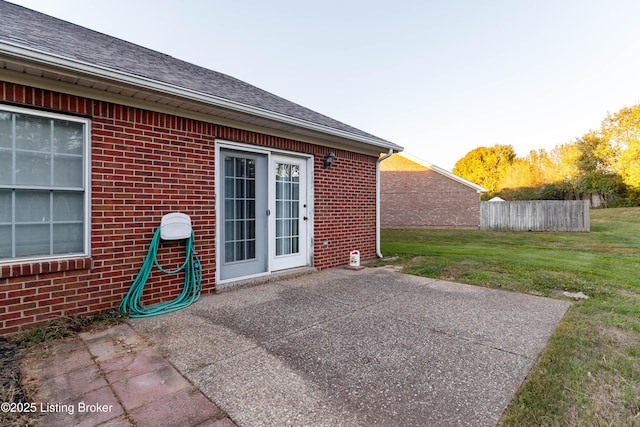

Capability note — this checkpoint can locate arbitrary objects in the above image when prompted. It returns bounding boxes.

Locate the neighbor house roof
[381,152,487,193]
[0,1,402,154]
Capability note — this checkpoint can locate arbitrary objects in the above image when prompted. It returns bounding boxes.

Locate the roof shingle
[0,0,400,149]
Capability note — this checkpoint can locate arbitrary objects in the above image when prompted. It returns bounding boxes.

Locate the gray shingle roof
[0,1,401,150]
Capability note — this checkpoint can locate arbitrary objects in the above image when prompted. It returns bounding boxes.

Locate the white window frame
[0,104,91,263]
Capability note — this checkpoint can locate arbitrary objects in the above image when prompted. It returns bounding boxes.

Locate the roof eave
[0,40,402,154]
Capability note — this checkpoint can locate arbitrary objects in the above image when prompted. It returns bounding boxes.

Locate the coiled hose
[119,227,201,318]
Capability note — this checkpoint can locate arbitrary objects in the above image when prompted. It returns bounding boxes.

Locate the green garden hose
[118,228,201,318]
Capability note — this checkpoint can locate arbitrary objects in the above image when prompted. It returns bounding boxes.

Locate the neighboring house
[380,153,486,228]
[0,1,402,334]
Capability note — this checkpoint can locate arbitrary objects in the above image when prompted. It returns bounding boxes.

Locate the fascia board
[1,67,389,158]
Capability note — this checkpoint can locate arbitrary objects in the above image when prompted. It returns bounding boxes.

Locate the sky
[7,0,640,170]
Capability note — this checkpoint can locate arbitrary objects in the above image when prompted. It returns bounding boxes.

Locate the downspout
[376,149,394,258]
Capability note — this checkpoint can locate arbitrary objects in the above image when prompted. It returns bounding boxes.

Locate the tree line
[452,104,640,206]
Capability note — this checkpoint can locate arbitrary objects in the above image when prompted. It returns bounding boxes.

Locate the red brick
[8,289,36,298]
[5,316,35,328]
[1,82,379,333]
[0,326,20,335]
[381,155,482,228]
[24,307,51,317]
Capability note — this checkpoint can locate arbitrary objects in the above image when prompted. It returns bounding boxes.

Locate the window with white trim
[0,105,90,262]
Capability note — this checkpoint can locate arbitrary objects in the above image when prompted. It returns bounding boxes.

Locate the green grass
[376,207,640,426]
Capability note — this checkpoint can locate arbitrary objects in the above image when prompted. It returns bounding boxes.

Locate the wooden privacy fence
[480,200,590,232]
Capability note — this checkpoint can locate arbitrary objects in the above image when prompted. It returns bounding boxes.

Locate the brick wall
[0,82,378,334]
[314,152,378,267]
[381,169,481,228]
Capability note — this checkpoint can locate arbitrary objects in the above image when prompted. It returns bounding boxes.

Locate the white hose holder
[160,213,192,240]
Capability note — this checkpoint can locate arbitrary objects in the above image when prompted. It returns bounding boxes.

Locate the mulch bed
[0,312,124,426]
[0,337,39,426]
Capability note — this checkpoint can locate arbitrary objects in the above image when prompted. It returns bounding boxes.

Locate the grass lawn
[376,207,640,426]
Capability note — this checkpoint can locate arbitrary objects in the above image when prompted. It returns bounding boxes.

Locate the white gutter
[376,148,394,258]
[0,41,402,152]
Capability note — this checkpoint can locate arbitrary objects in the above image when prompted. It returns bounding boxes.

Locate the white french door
[218,146,310,282]
[270,155,308,271]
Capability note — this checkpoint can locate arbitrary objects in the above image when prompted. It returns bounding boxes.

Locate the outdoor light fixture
[324,151,336,168]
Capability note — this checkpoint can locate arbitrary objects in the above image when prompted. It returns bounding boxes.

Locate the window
[0,105,90,262]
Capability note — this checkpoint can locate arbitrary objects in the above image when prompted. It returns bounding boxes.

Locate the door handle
[303,216,308,221]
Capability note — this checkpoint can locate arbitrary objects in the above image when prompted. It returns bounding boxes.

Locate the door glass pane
[224,242,234,263]
[224,157,234,176]
[224,156,257,263]
[246,200,255,219]
[235,158,245,177]
[292,181,299,199]
[235,200,245,219]
[224,198,235,219]
[246,220,255,238]
[224,177,234,196]
[275,162,300,256]
[235,241,245,260]
[235,178,245,198]
[225,220,234,241]
[247,240,255,259]
[235,220,244,240]
[283,181,291,200]
[247,158,255,177]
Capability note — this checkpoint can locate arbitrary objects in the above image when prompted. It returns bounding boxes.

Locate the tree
[601,105,640,189]
[548,143,581,182]
[453,145,516,192]
[575,131,613,174]
[577,172,626,207]
[501,157,537,189]
[455,103,640,205]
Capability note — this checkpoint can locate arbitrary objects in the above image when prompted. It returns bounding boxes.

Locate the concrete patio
[128,267,571,426]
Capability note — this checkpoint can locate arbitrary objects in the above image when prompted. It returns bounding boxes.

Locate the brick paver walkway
[21,323,235,427]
